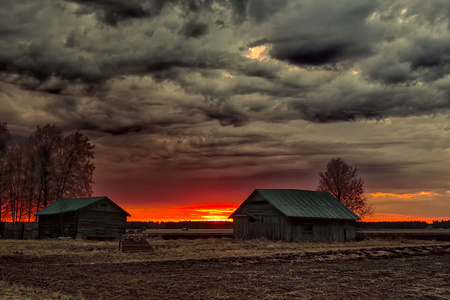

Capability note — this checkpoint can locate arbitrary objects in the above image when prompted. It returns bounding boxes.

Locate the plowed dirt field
[1,241,449,299]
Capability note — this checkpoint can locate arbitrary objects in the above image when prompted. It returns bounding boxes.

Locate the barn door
[248,216,258,238]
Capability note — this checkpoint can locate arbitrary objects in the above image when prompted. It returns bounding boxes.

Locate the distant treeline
[127,220,450,230]
[431,220,450,229]
[126,220,450,230]
[357,221,450,229]
[126,221,233,230]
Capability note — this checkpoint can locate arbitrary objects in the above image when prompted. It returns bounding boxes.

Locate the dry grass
[1,237,449,299]
[0,281,82,300]
[142,229,233,234]
[1,236,448,263]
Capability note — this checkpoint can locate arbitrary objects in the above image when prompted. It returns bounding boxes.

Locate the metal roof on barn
[35,196,131,216]
[230,189,361,220]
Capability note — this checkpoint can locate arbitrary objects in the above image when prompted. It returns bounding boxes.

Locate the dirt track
[1,244,449,299]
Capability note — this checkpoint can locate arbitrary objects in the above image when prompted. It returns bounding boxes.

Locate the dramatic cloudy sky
[1,0,449,221]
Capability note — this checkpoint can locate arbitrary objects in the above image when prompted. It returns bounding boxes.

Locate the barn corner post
[57,198,68,237]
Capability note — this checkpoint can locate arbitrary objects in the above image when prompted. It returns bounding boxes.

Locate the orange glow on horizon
[124,204,238,222]
[124,205,446,224]
[4,206,446,224]
[370,191,439,199]
[361,213,446,224]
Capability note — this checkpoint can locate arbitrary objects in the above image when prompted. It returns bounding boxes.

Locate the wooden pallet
[119,234,153,253]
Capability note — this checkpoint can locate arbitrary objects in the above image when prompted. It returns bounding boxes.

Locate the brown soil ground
[1,243,449,299]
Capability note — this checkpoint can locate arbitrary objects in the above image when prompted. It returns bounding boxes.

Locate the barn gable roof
[35,196,131,216]
[229,189,361,220]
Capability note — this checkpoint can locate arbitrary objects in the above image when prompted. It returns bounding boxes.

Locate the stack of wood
[119,234,153,253]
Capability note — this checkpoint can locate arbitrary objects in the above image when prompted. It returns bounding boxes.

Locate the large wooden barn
[35,196,130,240]
[229,189,360,242]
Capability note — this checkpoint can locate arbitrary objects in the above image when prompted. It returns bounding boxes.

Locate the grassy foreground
[1,237,447,261]
[1,237,449,299]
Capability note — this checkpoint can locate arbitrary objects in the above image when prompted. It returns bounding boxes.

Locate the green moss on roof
[230,189,361,220]
[35,196,130,216]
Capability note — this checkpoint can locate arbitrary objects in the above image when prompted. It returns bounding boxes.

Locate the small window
[100,203,107,207]
[249,217,256,223]
[303,223,314,232]
[251,200,265,205]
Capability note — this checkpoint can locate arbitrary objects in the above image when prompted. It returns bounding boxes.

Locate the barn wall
[1,222,24,239]
[38,213,78,239]
[76,211,126,240]
[23,222,39,239]
[232,194,286,240]
[88,199,126,214]
[233,216,287,240]
[287,218,357,242]
[233,217,357,242]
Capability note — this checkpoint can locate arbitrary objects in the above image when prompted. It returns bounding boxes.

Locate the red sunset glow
[361,214,440,224]
[123,207,445,224]
[125,204,237,222]
[120,190,449,223]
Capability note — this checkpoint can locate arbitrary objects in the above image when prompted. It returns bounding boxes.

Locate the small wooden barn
[229,189,361,242]
[35,196,130,240]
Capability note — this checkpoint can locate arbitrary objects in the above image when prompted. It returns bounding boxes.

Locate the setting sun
[125,204,237,222]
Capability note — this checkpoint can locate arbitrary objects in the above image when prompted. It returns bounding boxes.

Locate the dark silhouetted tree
[0,122,11,222]
[0,123,95,221]
[54,131,95,200]
[28,124,95,216]
[3,143,32,222]
[28,124,65,212]
[317,157,373,218]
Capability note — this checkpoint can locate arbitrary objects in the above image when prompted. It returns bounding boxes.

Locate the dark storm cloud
[1,0,450,130]
[289,83,450,123]
[247,0,288,22]
[268,0,378,66]
[66,0,287,27]
[228,0,288,23]
[247,38,270,48]
[67,0,159,26]
[362,35,450,85]
[290,102,382,123]
[0,40,102,84]
[200,97,249,127]
[400,36,450,81]
[179,20,209,38]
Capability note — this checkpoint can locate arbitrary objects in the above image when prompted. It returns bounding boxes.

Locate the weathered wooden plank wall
[286,219,357,242]
[234,217,357,242]
[39,213,78,238]
[77,211,126,239]
[233,216,287,240]
[0,222,39,239]
[23,222,39,239]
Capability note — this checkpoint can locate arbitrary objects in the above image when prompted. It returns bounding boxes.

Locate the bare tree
[0,123,95,221]
[29,124,95,216]
[0,122,9,152]
[0,122,11,222]
[28,124,64,212]
[317,157,374,218]
[4,143,30,222]
[54,131,95,200]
